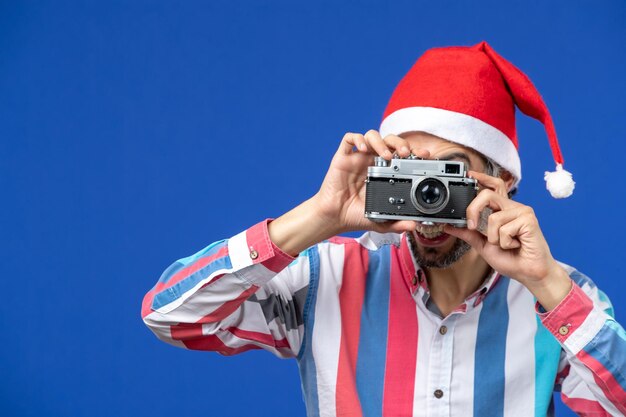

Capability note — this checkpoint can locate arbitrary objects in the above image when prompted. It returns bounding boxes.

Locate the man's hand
[443,171,572,310]
[268,130,420,256]
[313,130,425,235]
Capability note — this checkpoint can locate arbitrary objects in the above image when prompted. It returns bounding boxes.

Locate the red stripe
[195,284,257,323]
[140,273,230,319]
[540,284,594,344]
[170,323,260,355]
[245,220,295,273]
[382,248,418,417]
[141,288,157,318]
[577,350,626,414]
[335,244,367,416]
[155,246,229,293]
[561,393,612,416]
[228,327,291,349]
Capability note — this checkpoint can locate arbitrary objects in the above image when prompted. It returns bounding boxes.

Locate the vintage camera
[364,156,478,226]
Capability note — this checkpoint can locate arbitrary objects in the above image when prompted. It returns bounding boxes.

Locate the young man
[142,42,626,416]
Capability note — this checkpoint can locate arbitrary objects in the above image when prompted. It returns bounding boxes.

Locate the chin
[411,233,470,269]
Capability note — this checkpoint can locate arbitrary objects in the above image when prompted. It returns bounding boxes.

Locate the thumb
[444,225,485,252]
[373,220,417,234]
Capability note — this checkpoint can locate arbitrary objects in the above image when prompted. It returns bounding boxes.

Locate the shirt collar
[400,232,502,309]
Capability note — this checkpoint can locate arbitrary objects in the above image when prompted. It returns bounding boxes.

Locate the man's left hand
[444,171,572,310]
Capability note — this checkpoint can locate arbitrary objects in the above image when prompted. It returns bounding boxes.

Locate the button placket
[426,316,456,416]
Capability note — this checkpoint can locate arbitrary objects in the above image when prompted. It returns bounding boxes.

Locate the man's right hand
[268,130,424,256]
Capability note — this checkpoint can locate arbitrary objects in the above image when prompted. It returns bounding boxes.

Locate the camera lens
[412,178,448,213]
[420,182,442,205]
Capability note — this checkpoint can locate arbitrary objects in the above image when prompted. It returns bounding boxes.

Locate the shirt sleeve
[141,219,311,359]
[537,266,626,416]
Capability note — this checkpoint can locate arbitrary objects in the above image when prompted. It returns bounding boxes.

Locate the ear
[500,169,515,192]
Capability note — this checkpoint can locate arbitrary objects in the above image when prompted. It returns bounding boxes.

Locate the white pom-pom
[544,164,575,198]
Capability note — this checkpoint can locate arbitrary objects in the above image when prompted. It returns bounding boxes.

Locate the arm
[444,176,626,414]
[142,220,307,358]
[142,130,419,356]
[540,267,626,416]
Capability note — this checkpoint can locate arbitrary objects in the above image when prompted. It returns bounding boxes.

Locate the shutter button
[249,249,259,260]
[434,389,444,399]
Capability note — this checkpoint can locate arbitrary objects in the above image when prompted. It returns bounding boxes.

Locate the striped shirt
[142,220,626,416]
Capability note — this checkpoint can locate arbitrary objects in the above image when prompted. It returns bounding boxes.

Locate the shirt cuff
[227,219,296,286]
[537,282,606,354]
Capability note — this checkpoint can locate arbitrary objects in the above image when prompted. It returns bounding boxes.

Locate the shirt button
[558,325,570,336]
[439,326,448,335]
[249,249,259,260]
[434,389,444,399]
[412,276,418,285]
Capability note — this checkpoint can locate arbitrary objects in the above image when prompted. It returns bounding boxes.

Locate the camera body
[364,156,478,226]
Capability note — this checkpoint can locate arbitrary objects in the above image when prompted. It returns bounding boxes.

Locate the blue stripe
[152,255,232,309]
[355,246,391,417]
[157,261,186,285]
[157,240,228,286]
[297,246,320,417]
[473,277,510,417]
[598,289,615,317]
[568,269,593,288]
[534,314,561,417]
[584,320,626,393]
[177,240,227,266]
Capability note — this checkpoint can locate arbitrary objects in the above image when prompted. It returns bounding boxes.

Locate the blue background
[1,1,625,416]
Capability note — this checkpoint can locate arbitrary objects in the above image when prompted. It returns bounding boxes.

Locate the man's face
[400,131,488,269]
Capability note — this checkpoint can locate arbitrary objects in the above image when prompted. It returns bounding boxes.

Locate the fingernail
[401,146,409,154]
[359,143,367,151]
[467,219,475,229]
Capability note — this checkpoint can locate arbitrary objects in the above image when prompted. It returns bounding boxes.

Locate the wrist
[524,262,573,311]
[268,197,341,256]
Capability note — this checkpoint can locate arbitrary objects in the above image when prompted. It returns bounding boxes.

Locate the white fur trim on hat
[380,107,522,187]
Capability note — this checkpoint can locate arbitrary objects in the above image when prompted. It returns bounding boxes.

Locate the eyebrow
[437,152,472,166]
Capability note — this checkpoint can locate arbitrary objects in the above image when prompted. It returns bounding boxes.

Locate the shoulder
[309,231,405,265]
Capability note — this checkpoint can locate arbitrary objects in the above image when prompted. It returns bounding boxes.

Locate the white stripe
[311,242,345,417]
[379,106,522,186]
[213,328,290,358]
[564,307,608,354]
[153,273,253,322]
[450,302,483,417]
[412,301,437,417]
[228,230,253,270]
[153,267,233,314]
[356,231,402,250]
[503,281,536,417]
[562,357,625,417]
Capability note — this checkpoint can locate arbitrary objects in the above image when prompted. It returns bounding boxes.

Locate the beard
[408,233,471,269]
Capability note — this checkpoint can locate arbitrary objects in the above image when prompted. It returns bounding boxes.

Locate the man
[142,42,626,416]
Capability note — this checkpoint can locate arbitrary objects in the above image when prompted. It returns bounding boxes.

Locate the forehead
[399,131,486,162]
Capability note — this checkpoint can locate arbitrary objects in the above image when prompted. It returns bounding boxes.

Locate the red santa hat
[379,41,575,198]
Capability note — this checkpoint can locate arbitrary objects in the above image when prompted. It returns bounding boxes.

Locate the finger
[364,130,393,160]
[443,225,486,252]
[381,134,411,157]
[486,208,528,245]
[410,147,430,159]
[370,219,417,234]
[465,189,515,230]
[468,170,508,197]
[340,132,367,154]
[498,217,525,249]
